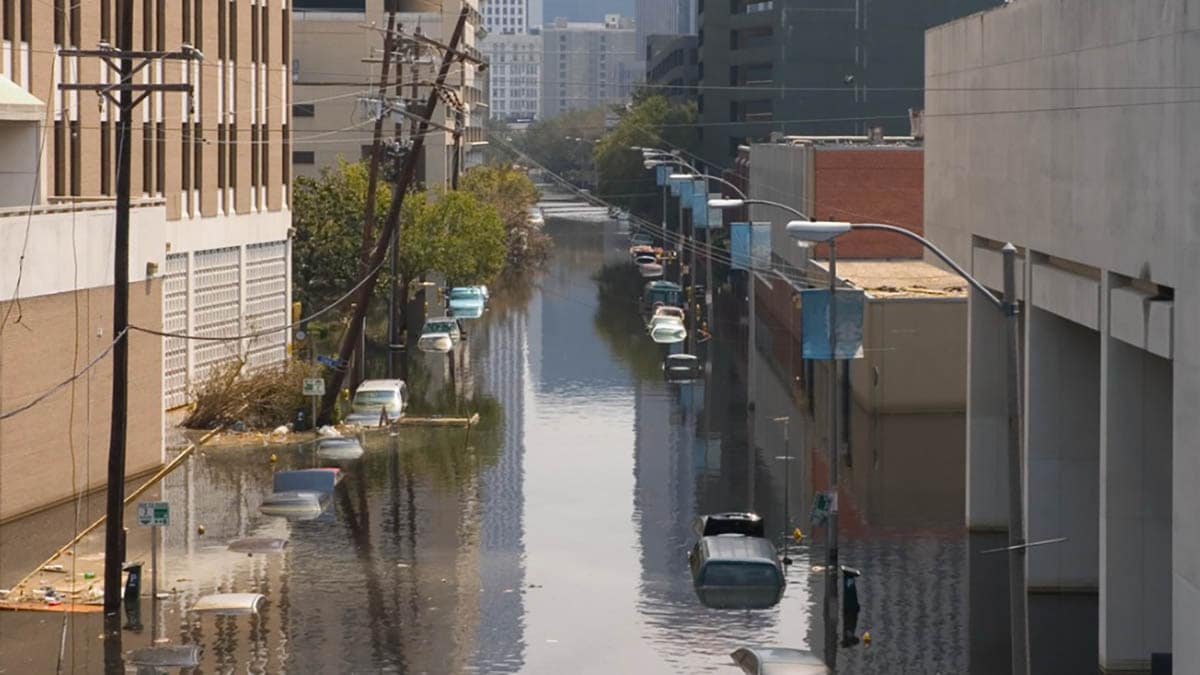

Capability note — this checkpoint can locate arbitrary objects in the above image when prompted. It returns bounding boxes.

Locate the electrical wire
[0,329,128,423]
[128,258,386,342]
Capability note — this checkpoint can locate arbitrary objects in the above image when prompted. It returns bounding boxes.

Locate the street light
[786,220,1028,675]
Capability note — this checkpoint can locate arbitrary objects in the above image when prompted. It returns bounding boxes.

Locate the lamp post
[784,219,1029,675]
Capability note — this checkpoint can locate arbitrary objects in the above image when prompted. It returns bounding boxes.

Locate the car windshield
[450,288,478,299]
[424,321,455,334]
[353,391,396,409]
[702,562,781,587]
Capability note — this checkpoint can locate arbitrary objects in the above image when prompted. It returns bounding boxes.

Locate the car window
[702,562,781,586]
[353,391,397,410]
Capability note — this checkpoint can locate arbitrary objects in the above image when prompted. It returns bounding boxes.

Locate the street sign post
[137,500,169,643]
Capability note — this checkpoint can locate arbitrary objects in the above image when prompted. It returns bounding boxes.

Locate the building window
[293,150,315,165]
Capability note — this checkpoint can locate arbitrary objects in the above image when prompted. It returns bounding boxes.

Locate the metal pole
[774,416,791,564]
[103,0,135,617]
[1002,243,1030,675]
[825,239,840,668]
[311,340,317,425]
[151,525,159,642]
[661,184,667,244]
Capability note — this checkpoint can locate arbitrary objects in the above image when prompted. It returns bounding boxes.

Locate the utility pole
[387,27,407,380]
[60,0,198,616]
[450,109,464,189]
[319,5,470,424]
[825,239,840,669]
[353,6,401,390]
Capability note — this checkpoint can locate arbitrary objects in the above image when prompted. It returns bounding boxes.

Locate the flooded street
[1,209,1090,673]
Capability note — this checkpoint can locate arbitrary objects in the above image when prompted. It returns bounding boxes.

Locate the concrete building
[292,0,486,185]
[636,0,695,64]
[482,30,542,122]
[925,1,1196,671]
[540,15,638,118]
[748,136,925,270]
[695,0,1000,169]
[0,0,292,521]
[645,34,698,102]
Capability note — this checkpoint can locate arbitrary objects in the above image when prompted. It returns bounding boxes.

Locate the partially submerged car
[345,379,407,427]
[227,537,288,555]
[731,647,828,675]
[190,593,267,616]
[315,436,365,460]
[448,286,487,319]
[418,317,462,353]
[260,468,342,520]
[638,260,664,278]
[643,280,684,309]
[688,534,786,609]
[692,512,765,538]
[664,353,702,382]
[648,314,687,344]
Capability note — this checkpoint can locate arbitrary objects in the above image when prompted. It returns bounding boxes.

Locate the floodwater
[0,207,1094,673]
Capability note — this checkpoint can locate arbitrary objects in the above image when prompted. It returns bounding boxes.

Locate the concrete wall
[0,283,163,522]
[926,1,1197,668]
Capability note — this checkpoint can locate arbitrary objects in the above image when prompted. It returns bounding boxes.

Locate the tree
[594,94,699,220]
[292,159,391,313]
[514,107,605,187]
[461,163,552,271]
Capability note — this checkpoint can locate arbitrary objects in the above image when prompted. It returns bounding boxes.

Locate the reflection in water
[0,207,1079,674]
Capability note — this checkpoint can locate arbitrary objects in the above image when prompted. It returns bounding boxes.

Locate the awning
[0,75,45,122]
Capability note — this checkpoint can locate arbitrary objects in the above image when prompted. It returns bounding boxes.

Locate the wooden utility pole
[60,0,198,616]
[318,5,471,424]
[352,6,401,390]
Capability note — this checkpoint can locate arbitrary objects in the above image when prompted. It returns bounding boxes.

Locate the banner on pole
[692,190,708,229]
[800,288,866,360]
[730,222,750,270]
[656,164,670,187]
[750,221,771,270]
[669,175,685,197]
[708,193,723,228]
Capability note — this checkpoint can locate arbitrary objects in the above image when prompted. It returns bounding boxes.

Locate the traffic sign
[137,501,170,527]
[303,378,326,396]
[316,354,344,369]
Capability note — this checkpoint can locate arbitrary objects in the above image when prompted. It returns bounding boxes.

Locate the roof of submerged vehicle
[272,468,341,493]
[355,379,404,392]
[731,647,828,675]
[190,593,266,615]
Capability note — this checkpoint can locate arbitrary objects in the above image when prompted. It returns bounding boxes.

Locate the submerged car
[448,286,487,319]
[643,280,684,310]
[648,315,687,344]
[638,260,664,278]
[315,436,365,460]
[259,468,342,520]
[190,593,266,616]
[731,647,828,675]
[692,512,765,538]
[688,534,786,609]
[529,206,545,228]
[418,317,462,353]
[345,379,407,427]
[664,354,702,382]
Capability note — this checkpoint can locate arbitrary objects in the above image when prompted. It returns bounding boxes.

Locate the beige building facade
[292,0,486,186]
[0,0,293,521]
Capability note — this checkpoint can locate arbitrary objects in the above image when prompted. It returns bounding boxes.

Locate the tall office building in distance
[541,15,638,118]
[482,0,544,122]
[636,0,695,46]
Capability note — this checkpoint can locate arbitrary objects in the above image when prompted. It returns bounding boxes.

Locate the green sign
[137,500,170,527]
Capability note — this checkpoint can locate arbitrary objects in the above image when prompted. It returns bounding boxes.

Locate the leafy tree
[402,188,507,286]
[461,162,552,271]
[291,159,391,312]
[513,107,605,187]
[594,94,700,220]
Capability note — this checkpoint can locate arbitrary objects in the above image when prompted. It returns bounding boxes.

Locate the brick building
[0,0,293,522]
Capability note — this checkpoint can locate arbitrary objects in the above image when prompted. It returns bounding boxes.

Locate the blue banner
[656,164,670,187]
[801,288,866,360]
[678,178,694,203]
[730,222,750,270]
[692,191,708,229]
[669,175,686,197]
[707,194,723,229]
[751,221,771,270]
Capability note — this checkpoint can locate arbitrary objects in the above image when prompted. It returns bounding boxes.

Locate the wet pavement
[0,208,1095,673]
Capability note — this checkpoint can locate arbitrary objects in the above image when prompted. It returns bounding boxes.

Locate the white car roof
[356,379,404,392]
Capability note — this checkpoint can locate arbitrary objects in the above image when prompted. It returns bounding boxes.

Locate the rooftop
[820,259,967,299]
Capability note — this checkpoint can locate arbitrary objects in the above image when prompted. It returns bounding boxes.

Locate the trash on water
[270,425,289,437]
[83,572,96,580]
[190,593,266,615]
[317,425,341,438]
[41,564,65,573]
